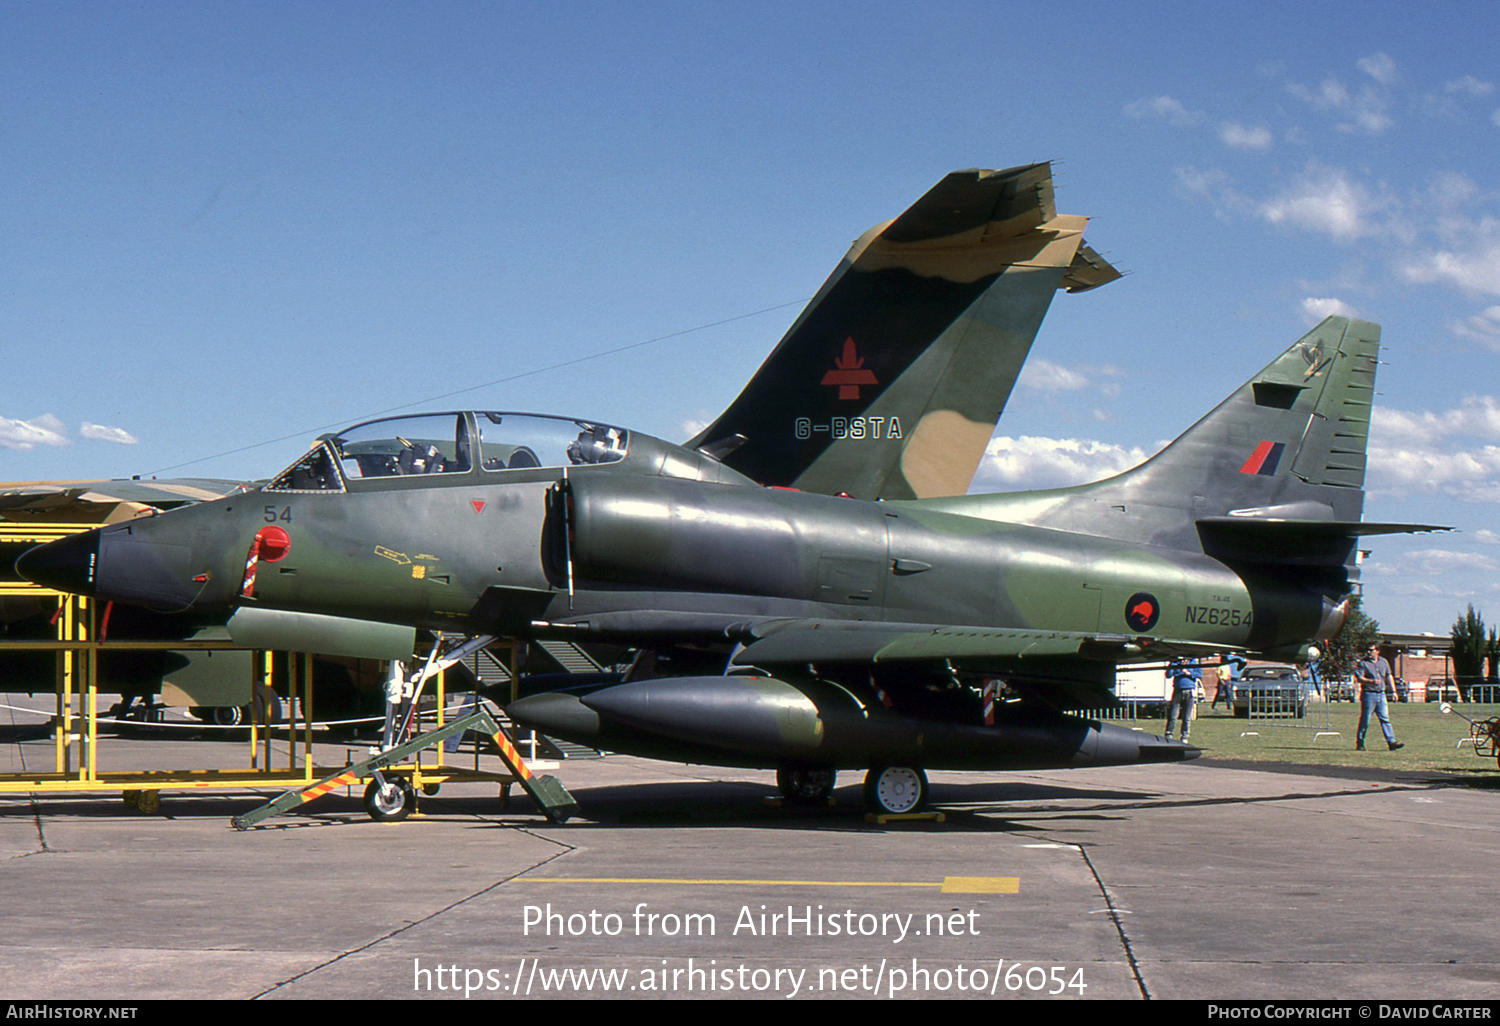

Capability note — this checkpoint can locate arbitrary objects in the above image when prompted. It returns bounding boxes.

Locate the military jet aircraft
[16,312,1443,813]
[16,160,1439,813]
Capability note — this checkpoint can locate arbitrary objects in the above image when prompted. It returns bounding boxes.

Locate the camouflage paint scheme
[12,164,1443,794]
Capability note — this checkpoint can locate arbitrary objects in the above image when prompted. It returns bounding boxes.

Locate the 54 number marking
[263,505,292,524]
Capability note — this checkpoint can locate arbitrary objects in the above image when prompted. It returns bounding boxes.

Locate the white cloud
[1219,122,1273,151]
[972,435,1151,491]
[1357,53,1397,85]
[79,422,138,445]
[679,416,711,440]
[1372,395,1500,447]
[0,414,71,451]
[1124,95,1205,127]
[1473,530,1500,544]
[1446,76,1494,97]
[1451,306,1500,348]
[1366,549,1500,576]
[1017,360,1126,398]
[1402,217,1500,296]
[1261,164,1385,240]
[1301,296,1357,325]
[1288,71,1392,134]
[1175,165,1252,219]
[1018,358,1089,392]
[1493,108,1500,128]
[1365,397,1500,504]
[1290,76,1351,111]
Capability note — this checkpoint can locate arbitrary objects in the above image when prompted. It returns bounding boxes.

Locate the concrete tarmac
[0,725,1496,1001]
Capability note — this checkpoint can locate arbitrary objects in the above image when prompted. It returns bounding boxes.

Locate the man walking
[1165,657,1201,743]
[1355,642,1404,752]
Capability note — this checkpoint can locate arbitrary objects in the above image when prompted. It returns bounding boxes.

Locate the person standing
[1212,655,1242,712]
[1165,657,1201,743]
[1355,643,1404,752]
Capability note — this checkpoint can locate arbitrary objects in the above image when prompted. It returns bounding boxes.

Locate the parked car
[1232,664,1311,718]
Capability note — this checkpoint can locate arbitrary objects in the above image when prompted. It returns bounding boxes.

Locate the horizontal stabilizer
[1060,243,1122,293]
[1197,517,1450,537]
[1197,516,1450,566]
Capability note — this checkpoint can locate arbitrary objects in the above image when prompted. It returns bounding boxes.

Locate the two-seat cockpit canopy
[263,412,629,493]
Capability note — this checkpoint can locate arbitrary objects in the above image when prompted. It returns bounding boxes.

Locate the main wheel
[364,778,416,822]
[776,766,836,803]
[863,766,927,815]
[211,705,249,727]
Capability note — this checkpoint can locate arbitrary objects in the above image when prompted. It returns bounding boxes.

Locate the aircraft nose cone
[15,531,99,596]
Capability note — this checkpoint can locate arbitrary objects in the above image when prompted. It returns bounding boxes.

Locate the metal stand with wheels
[231,708,578,829]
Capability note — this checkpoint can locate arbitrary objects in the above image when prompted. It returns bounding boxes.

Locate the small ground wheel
[863,766,927,815]
[121,789,140,809]
[136,790,162,814]
[363,778,416,822]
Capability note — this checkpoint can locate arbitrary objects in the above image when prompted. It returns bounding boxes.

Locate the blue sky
[3,2,1499,633]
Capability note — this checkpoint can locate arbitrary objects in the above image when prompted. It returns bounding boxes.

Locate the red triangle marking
[471,500,486,514]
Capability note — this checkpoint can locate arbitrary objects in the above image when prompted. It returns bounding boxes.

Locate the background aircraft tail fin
[688,163,1119,500]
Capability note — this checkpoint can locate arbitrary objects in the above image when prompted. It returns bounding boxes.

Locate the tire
[776,766,836,803]
[211,705,249,727]
[863,766,928,815]
[364,778,416,822]
[136,790,162,814]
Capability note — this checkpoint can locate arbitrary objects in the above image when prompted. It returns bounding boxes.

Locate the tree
[1452,605,1488,684]
[1321,596,1381,680]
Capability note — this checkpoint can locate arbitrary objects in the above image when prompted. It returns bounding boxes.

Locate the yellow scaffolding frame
[1,521,520,812]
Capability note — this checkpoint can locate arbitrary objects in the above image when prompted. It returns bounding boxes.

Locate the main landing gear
[776,764,930,814]
[863,765,928,815]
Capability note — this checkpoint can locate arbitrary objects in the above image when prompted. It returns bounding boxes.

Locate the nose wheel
[863,766,927,815]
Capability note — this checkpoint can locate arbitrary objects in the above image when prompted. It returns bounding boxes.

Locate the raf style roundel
[1124,592,1160,633]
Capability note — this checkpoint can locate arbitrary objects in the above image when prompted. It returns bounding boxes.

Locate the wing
[730,619,1238,709]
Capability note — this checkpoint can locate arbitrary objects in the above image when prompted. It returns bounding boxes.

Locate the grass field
[1127,700,1500,778]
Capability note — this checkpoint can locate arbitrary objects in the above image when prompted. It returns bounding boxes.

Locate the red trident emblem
[821,337,878,401]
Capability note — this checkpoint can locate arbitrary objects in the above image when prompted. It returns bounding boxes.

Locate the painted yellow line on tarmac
[941,876,1020,893]
[517,876,1019,893]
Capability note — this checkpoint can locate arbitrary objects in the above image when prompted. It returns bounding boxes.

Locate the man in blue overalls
[1166,657,1201,743]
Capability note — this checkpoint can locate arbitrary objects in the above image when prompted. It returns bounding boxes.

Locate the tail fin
[687,163,1119,500]
[931,317,1444,560]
